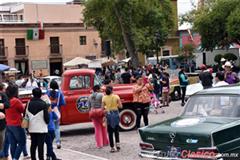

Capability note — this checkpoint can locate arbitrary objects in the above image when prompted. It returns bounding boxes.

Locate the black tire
[119,109,137,131]
[170,86,181,101]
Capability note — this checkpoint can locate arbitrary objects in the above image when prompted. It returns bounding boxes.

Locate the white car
[43,76,62,86]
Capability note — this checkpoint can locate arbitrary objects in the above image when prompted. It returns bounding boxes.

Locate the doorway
[50,58,62,76]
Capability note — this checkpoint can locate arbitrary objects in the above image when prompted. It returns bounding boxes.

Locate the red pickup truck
[60,69,136,131]
[19,69,185,130]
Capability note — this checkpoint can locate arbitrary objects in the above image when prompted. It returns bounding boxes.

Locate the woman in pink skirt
[88,85,109,148]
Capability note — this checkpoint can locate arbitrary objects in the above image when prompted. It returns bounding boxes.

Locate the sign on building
[31,60,48,70]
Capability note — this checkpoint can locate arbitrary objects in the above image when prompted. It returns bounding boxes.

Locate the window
[162,50,170,56]
[50,37,60,54]
[0,39,5,56]
[15,38,26,55]
[80,36,87,45]
[94,75,102,86]
[69,76,90,90]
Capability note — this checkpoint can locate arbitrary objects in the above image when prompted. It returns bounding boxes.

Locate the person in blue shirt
[47,81,65,149]
[178,66,189,106]
[45,107,61,160]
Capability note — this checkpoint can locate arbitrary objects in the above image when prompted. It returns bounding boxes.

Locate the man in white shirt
[214,72,229,87]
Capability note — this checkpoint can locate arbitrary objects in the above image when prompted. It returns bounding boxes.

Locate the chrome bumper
[139,150,223,160]
[139,149,192,160]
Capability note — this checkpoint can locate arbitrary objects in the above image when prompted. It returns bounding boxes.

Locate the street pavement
[54,101,184,160]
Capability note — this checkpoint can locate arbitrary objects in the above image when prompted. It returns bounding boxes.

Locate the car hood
[139,116,237,150]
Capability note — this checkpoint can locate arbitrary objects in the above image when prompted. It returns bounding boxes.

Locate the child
[160,72,170,107]
[45,106,61,160]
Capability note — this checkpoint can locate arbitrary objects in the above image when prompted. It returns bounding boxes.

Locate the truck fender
[119,107,137,131]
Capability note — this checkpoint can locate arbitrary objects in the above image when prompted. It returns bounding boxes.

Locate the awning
[97,57,117,66]
[4,68,20,74]
[88,60,102,68]
[121,57,131,63]
[63,57,92,67]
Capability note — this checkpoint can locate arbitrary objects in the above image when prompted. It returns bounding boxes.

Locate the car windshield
[183,95,240,118]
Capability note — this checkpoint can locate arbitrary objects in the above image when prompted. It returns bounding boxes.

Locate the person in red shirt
[5,84,26,160]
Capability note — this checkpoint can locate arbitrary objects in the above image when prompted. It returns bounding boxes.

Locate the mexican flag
[27,28,44,40]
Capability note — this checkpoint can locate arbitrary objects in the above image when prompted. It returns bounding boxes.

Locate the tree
[224,53,238,61]
[214,54,223,64]
[194,0,240,51]
[83,0,174,68]
[180,0,240,51]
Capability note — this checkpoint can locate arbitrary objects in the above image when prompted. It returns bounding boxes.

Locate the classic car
[139,85,240,159]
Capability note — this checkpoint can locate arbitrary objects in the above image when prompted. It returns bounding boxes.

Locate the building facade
[0,3,102,76]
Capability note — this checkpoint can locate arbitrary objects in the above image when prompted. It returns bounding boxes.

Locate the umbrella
[0,64,10,72]
[121,57,131,63]
[4,68,20,74]
[96,57,117,66]
[63,57,92,67]
[88,60,102,68]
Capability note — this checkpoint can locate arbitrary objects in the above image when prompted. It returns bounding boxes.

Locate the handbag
[162,86,169,93]
[89,108,104,119]
[21,101,30,129]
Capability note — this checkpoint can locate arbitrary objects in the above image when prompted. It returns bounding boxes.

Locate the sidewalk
[54,147,108,160]
[19,140,109,160]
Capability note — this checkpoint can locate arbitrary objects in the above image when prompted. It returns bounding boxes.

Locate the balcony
[49,44,62,56]
[0,46,8,59]
[15,46,29,57]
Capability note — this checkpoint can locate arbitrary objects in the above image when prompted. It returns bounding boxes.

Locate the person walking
[5,84,26,160]
[133,75,153,129]
[26,88,49,160]
[160,72,170,107]
[0,83,9,150]
[102,86,122,153]
[45,106,61,160]
[88,85,109,148]
[199,64,213,89]
[0,83,9,160]
[47,81,65,149]
[178,66,189,106]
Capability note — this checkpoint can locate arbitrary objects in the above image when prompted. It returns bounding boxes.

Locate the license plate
[166,146,181,158]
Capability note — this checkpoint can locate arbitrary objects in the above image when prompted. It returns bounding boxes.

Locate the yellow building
[0,3,102,76]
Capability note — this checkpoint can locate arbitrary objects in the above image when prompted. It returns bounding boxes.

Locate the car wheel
[171,86,181,101]
[119,109,137,131]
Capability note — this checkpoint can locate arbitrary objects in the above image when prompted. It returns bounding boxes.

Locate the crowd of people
[199,60,239,88]
[0,58,239,159]
[0,80,65,160]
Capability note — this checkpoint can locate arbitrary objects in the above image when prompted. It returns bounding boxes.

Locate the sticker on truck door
[76,96,90,113]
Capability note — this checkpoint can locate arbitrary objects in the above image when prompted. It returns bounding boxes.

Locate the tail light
[139,142,154,150]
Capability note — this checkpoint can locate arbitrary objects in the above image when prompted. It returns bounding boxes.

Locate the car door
[61,74,92,124]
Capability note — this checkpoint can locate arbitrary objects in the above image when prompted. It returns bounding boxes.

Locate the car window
[94,75,102,86]
[69,75,90,90]
[184,95,240,118]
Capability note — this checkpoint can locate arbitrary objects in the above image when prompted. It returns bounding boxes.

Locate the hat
[220,58,226,62]
[223,61,233,68]
[200,64,207,70]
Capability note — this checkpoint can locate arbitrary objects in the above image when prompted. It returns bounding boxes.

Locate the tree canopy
[181,0,240,51]
[83,0,174,67]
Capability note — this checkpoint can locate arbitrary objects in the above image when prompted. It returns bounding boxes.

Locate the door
[61,75,92,124]
[49,58,62,76]
[15,60,28,75]
[50,37,60,54]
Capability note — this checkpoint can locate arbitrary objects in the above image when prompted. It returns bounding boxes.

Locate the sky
[0,0,197,15]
